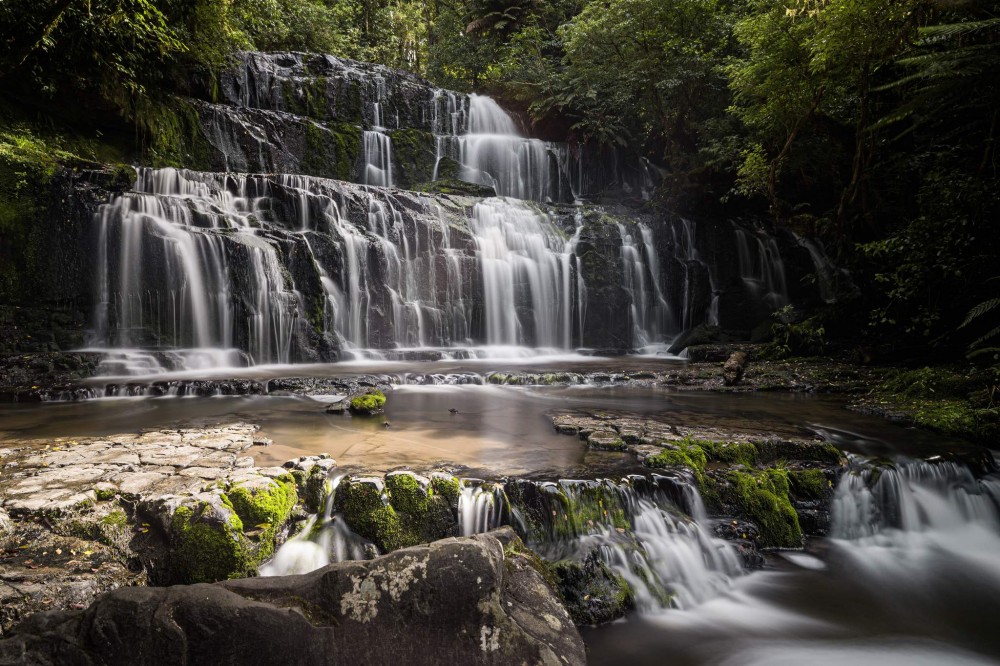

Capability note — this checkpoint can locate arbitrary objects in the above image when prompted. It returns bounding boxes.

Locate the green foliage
[762,305,826,359]
[873,365,1000,443]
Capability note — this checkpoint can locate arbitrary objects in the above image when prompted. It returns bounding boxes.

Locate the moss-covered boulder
[170,493,253,584]
[334,473,458,553]
[349,389,387,415]
[284,455,337,513]
[169,475,299,584]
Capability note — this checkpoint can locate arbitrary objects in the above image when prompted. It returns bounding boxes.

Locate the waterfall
[733,224,788,310]
[618,222,673,349]
[831,459,1000,540]
[433,93,574,203]
[266,473,742,611]
[361,77,394,188]
[470,199,580,349]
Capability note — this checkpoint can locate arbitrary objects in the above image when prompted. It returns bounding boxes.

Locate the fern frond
[960,298,1000,329]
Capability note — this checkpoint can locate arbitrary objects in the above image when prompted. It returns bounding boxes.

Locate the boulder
[0,529,586,666]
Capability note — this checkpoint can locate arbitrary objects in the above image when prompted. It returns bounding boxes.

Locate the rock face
[0,528,586,666]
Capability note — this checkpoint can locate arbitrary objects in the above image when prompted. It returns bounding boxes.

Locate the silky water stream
[5,378,995,664]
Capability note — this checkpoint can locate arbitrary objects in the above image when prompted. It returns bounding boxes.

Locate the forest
[0,2,999,664]
[2,0,998,362]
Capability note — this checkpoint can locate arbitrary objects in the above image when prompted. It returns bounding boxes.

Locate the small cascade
[797,235,841,303]
[505,476,742,611]
[733,224,788,309]
[471,199,581,348]
[361,77,394,188]
[267,472,744,612]
[262,475,375,577]
[618,223,673,349]
[458,481,507,536]
[433,93,575,203]
[831,459,1000,540]
[668,218,717,330]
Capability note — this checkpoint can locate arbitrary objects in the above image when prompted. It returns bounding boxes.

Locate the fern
[960,298,1000,329]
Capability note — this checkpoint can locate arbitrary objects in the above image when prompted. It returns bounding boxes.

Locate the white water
[588,458,1000,664]
[433,93,577,203]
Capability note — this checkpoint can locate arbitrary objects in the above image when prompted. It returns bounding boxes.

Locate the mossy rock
[349,389,387,415]
[551,554,634,626]
[430,473,461,508]
[788,469,832,500]
[647,438,709,478]
[336,474,457,553]
[170,496,252,584]
[716,469,803,549]
[226,475,298,562]
[587,430,625,451]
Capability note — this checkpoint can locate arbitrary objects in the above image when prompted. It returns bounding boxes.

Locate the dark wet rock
[551,552,634,625]
[668,324,722,355]
[0,530,585,666]
[414,178,497,198]
[722,351,748,386]
[714,519,765,569]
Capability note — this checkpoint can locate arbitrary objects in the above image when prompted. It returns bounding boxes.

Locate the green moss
[788,469,830,499]
[721,469,802,548]
[350,389,387,414]
[647,437,709,477]
[141,97,214,170]
[753,439,843,464]
[301,121,361,181]
[550,556,634,625]
[563,483,630,532]
[94,486,119,502]
[170,503,252,583]
[703,440,758,467]
[100,509,129,528]
[869,366,1000,443]
[226,476,297,535]
[430,474,461,506]
[413,177,496,197]
[336,480,411,552]
[388,128,436,188]
[385,473,429,516]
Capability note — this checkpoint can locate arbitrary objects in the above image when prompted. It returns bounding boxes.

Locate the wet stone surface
[0,423,304,634]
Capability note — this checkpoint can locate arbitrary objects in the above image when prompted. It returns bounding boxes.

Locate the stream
[2,358,997,665]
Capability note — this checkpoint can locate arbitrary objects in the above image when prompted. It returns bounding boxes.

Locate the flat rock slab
[0,424,259,515]
[0,528,586,666]
[550,410,829,466]
[0,423,297,635]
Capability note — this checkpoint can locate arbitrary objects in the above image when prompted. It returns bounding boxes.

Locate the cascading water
[471,199,581,349]
[618,222,673,349]
[361,77,394,188]
[733,224,788,310]
[433,93,577,203]
[267,472,743,612]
